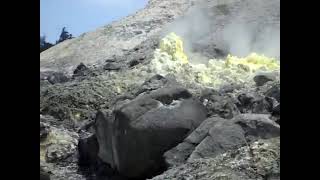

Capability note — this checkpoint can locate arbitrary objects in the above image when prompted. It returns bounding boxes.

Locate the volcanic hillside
[40,0,280,180]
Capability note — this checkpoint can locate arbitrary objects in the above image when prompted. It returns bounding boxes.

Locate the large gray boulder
[95,85,207,178]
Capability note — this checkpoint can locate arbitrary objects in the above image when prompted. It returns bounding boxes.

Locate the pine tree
[40,35,54,53]
[56,27,73,44]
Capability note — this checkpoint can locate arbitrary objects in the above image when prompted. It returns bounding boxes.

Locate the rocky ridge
[40,0,193,74]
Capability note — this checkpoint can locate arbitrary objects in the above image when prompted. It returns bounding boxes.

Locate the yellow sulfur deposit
[225,53,279,73]
[148,33,280,89]
[159,32,188,64]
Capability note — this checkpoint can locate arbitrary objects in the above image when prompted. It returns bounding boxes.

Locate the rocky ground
[40,0,280,180]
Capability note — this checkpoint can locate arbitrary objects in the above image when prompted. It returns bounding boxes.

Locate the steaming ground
[161,0,280,60]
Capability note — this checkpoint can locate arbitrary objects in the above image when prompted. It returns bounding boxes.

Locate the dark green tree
[40,35,54,53]
[56,27,73,44]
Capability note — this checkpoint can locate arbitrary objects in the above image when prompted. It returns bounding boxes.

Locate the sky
[40,0,148,43]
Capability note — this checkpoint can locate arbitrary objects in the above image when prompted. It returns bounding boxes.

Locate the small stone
[254,72,276,86]
[73,63,92,77]
[129,59,140,67]
[104,62,121,70]
[40,122,50,141]
[47,72,69,84]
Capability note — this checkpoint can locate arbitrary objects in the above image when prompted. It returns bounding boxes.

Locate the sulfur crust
[148,33,280,89]
[159,32,188,64]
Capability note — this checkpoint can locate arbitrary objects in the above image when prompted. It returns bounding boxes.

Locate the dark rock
[265,96,279,109]
[78,135,99,168]
[189,120,246,161]
[104,62,121,70]
[163,142,195,167]
[200,88,221,99]
[40,72,48,81]
[185,116,225,144]
[74,63,88,74]
[164,116,225,166]
[219,83,243,93]
[233,114,280,143]
[237,93,255,108]
[40,167,51,180]
[203,93,240,119]
[272,104,280,125]
[77,120,95,132]
[73,63,93,77]
[237,93,273,114]
[254,72,276,86]
[272,104,280,116]
[135,74,176,95]
[41,103,72,122]
[95,86,207,178]
[264,84,280,102]
[134,30,143,35]
[47,72,69,84]
[128,59,140,67]
[40,122,50,141]
[95,110,116,170]
[40,71,55,80]
[105,58,116,63]
[251,97,273,114]
[94,158,119,178]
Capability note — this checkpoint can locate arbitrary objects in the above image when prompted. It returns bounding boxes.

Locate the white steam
[160,4,211,53]
[161,0,280,60]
